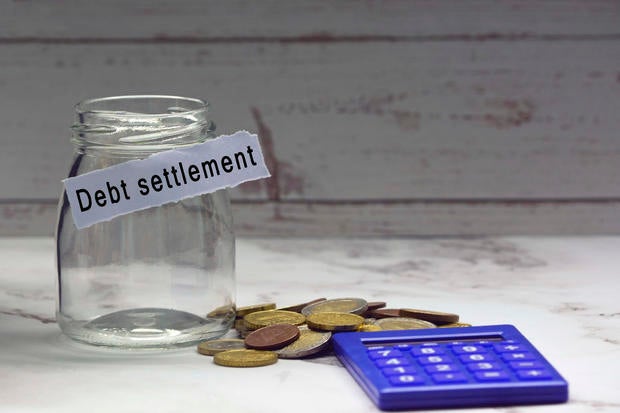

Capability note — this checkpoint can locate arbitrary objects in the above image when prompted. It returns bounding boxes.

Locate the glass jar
[55,95,235,348]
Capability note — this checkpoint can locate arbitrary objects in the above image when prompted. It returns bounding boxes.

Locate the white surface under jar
[55,95,235,348]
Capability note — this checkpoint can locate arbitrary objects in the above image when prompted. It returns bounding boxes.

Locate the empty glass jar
[56,95,235,348]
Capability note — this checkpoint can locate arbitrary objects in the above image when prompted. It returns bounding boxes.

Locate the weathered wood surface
[1,1,619,235]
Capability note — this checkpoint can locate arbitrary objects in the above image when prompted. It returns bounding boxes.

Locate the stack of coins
[200,297,471,368]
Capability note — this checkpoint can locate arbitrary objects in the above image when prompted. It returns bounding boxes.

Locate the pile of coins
[198,297,471,368]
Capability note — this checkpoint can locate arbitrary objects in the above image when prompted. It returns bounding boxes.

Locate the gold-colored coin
[306,311,365,332]
[213,349,278,367]
[439,322,472,328]
[301,298,368,316]
[207,305,235,318]
[276,326,332,359]
[243,310,306,330]
[375,317,436,330]
[197,339,246,356]
[357,324,382,332]
[236,303,276,318]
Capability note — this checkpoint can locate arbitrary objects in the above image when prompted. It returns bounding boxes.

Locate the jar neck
[72,95,215,156]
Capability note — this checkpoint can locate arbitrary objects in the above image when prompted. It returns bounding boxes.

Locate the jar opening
[72,95,215,154]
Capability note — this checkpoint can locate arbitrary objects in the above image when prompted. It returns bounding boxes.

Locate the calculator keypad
[369,339,551,386]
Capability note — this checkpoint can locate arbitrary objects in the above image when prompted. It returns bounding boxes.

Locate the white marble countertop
[1,236,618,413]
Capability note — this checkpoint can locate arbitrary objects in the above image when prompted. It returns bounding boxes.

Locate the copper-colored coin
[366,301,387,311]
[399,308,459,325]
[279,298,327,313]
[367,308,402,319]
[244,323,301,350]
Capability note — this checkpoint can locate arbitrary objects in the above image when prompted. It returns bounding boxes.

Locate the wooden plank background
[1,0,620,235]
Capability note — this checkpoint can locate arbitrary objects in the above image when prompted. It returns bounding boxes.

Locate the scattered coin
[439,322,472,328]
[207,305,235,318]
[358,324,382,332]
[197,339,246,356]
[301,298,368,316]
[367,308,401,319]
[366,301,387,311]
[214,349,278,367]
[279,298,327,313]
[244,310,306,330]
[276,326,332,359]
[236,303,276,318]
[244,323,301,350]
[399,308,459,325]
[306,312,365,332]
[375,317,436,330]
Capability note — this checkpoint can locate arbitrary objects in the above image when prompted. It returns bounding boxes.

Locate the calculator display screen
[363,335,503,347]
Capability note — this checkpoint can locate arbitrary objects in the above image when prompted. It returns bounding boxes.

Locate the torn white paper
[63,130,270,229]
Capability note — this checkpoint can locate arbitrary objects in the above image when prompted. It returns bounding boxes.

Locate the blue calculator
[333,324,568,410]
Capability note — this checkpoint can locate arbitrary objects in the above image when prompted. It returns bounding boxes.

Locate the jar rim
[72,95,215,154]
[75,95,209,119]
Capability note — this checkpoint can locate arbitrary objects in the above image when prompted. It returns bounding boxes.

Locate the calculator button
[368,349,403,359]
[501,352,535,362]
[424,364,459,373]
[466,362,503,372]
[509,361,545,370]
[376,357,410,367]
[474,371,511,382]
[382,366,416,376]
[516,369,553,380]
[494,343,527,353]
[431,373,468,384]
[416,355,453,365]
[395,344,412,351]
[452,345,488,354]
[389,375,424,386]
[459,353,495,363]
[411,347,445,356]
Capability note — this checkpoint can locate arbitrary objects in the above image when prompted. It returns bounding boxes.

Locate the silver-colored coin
[197,339,246,356]
[375,317,436,330]
[301,297,368,316]
[276,326,332,359]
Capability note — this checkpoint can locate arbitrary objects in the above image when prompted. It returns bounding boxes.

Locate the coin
[366,301,387,311]
[375,317,436,330]
[244,310,306,330]
[301,298,368,316]
[236,303,276,318]
[197,339,246,356]
[276,326,332,359]
[399,308,459,325]
[367,308,401,319]
[244,323,301,350]
[357,324,382,332]
[439,322,472,328]
[206,305,234,318]
[306,312,365,332]
[214,349,278,367]
[279,298,327,313]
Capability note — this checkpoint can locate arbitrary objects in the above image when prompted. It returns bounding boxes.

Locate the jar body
[56,96,235,348]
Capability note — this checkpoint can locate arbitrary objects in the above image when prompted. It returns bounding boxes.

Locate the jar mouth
[73,95,214,153]
[75,95,208,118]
